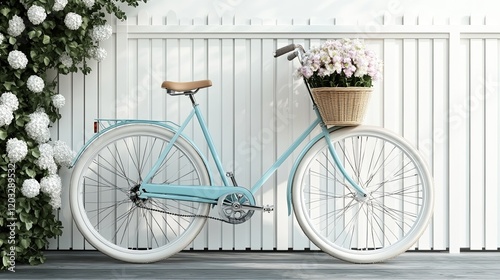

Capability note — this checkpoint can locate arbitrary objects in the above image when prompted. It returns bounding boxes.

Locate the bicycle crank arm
[240,204,274,213]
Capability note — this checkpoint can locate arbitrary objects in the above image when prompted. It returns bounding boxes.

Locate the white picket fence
[50,12,500,254]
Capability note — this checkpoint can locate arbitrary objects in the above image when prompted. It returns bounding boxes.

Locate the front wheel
[292,126,434,263]
[70,124,210,263]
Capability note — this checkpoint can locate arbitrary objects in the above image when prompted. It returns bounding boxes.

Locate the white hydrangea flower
[27,75,45,93]
[0,33,4,44]
[36,143,58,174]
[6,138,28,163]
[52,94,66,109]
[21,179,41,198]
[64,12,82,30]
[26,109,51,143]
[39,142,54,155]
[40,174,62,197]
[8,50,28,69]
[90,47,107,62]
[7,15,25,37]
[49,193,62,209]
[1,92,19,111]
[59,52,73,68]
[0,105,14,127]
[53,0,68,12]
[27,5,47,25]
[53,140,75,167]
[83,0,95,9]
[90,24,112,42]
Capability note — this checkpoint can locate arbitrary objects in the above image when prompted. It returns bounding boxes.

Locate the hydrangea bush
[298,38,383,88]
[0,0,146,269]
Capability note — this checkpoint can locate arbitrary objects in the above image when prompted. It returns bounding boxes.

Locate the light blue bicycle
[69,44,434,264]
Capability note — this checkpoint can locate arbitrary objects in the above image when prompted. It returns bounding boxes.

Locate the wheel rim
[293,127,433,263]
[71,125,210,262]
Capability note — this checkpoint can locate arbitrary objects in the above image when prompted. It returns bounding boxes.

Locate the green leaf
[2,255,9,268]
[32,148,41,158]
[28,30,37,39]
[0,129,6,141]
[8,37,16,45]
[35,239,45,249]
[26,169,36,178]
[0,8,10,17]
[15,117,24,126]
[43,35,50,44]
[20,238,30,249]
[25,222,33,231]
[3,82,12,91]
[20,212,29,223]
[44,57,50,66]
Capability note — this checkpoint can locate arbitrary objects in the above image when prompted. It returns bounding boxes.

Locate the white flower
[53,140,75,167]
[52,94,66,109]
[26,109,51,144]
[39,142,54,155]
[1,92,19,111]
[64,12,82,30]
[0,105,14,127]
[49,194,62,209]
[6,138,28,163]
[90,47,107,62]
[27,75,45,93]
[90,24,112,42]
[298,39,382,87]
[8,50,28,69]
[53,0,68,12]
[21,179,41,198]
[36,143,58,174]
[27,5,47,25]
[83,0,95,9]
[7,15,25,37]
[0,33,4,44]
[59,52,73,68]
[40,174,62,197]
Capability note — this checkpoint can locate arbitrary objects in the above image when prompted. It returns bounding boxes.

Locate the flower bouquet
[297,39,382,126]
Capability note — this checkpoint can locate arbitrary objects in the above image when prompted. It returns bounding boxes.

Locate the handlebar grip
[274,44,296,57]
[287,51,298,61]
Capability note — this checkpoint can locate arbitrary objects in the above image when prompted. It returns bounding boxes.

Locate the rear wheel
[292,126,434,263]
[70,124,210,263]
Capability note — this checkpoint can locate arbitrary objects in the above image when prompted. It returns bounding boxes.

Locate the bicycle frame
[133,96,367,211]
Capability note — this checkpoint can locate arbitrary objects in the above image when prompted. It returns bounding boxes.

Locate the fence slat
[220,13,235,250]
[448,24,467,253]
[469,37,485,250]
[250,18,264,250]
[432,38,449,250]
[484,33,499,251]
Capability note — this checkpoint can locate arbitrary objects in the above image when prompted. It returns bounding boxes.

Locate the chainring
[217,192,255,224]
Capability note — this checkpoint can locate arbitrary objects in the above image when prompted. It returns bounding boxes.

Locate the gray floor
[5,250,500,279]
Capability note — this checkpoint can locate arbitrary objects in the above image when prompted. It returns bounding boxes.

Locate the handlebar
[274,43,305,63]
[273,44,296,57]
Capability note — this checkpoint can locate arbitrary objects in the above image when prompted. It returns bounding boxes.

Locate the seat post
[189,93,197,106]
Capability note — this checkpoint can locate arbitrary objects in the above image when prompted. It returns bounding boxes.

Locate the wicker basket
[311,87,372,126]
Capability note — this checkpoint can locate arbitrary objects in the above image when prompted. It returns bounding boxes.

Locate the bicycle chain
[136,203,227,222]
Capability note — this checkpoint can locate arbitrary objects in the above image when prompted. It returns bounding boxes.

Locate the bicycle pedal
[263,205,274,213]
